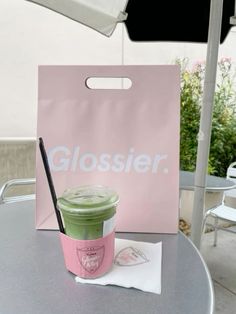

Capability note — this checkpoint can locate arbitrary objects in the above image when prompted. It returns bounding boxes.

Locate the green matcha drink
[57,185,119,240]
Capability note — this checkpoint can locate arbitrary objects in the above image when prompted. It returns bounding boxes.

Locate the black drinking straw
[39,137,65,234]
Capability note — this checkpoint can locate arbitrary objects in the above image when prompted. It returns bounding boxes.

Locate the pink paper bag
[36,65,180,233]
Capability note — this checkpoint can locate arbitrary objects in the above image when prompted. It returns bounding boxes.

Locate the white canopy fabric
[26,0,128,36]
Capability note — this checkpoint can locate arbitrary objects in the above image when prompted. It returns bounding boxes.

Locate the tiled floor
[200,227,236,314]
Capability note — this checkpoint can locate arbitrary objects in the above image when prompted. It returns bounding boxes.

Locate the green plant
[178,57,236,177]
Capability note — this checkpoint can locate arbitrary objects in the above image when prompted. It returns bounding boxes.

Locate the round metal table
[0,200,214,314]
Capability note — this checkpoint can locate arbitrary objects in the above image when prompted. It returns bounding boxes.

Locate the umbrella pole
[191,0,224,249]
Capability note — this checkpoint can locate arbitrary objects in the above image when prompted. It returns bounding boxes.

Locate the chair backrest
[0,178,35,205]
[225,162,236,199]
[227,162,236,183]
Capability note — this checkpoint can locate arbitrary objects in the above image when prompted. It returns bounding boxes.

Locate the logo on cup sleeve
[77,246,105,273]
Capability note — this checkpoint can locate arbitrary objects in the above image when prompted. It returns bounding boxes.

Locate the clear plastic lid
[57,185,119,213]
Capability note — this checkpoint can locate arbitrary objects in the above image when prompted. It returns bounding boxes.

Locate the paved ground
[200,226,236,314]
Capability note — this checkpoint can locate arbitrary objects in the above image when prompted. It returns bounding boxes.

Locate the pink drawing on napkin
[114,247,149,266]
[77,246,105,273]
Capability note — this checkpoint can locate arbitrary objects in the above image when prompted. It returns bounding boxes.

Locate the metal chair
[0,178,35,204]
[203,162,236,246]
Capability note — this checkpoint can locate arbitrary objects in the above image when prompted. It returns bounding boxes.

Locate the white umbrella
[26,0,129,36]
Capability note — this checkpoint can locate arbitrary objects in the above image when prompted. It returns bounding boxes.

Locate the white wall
[1,0,236,137]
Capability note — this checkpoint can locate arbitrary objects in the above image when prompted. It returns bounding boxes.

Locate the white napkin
[75,238,162,294]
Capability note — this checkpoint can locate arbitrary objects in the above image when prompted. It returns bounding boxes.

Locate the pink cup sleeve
[60,231,115,278]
